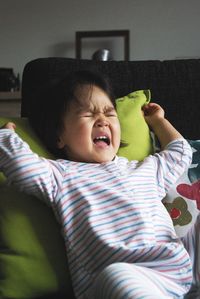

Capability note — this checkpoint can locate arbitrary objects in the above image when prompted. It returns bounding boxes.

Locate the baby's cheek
[115,121,121,137]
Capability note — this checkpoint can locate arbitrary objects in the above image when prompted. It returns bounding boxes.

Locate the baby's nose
[95,115,109,127]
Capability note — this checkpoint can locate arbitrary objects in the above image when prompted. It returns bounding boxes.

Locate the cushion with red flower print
[163,140,200,237]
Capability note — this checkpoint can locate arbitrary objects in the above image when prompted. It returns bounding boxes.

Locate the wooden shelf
[0,91,21,117]
[0,91,21,100]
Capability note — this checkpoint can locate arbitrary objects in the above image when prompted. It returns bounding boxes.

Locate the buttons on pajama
[168,243,176,250]
[179,267,187,273]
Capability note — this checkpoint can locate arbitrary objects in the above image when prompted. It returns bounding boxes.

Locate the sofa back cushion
[21,57,200,139]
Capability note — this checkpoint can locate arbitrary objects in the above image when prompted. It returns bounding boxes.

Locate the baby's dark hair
[29,69,116,158]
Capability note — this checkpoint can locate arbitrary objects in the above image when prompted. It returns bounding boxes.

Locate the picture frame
[75,30,130,61]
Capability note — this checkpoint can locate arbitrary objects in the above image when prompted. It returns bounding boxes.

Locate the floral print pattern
[164,197,192,226]
[163,140,200,237]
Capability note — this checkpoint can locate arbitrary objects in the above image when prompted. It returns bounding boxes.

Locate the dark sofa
[22,57,200,139]
[21,57,200,299]
[1,58,200,299]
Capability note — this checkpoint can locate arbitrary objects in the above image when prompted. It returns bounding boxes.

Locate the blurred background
[0,0,200,80]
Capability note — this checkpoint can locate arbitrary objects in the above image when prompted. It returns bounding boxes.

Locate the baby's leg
[182,213,200,284]
[94,262,187,299]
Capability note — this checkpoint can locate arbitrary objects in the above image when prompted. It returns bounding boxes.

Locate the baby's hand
[1,122,16,131]
[142,103,165,127]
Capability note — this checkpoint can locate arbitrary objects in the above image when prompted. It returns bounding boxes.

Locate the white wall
[0,0,200,79]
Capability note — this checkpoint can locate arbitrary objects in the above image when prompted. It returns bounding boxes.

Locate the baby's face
[57,85,121,163]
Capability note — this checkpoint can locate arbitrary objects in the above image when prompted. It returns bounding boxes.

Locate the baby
[0,70,196,299]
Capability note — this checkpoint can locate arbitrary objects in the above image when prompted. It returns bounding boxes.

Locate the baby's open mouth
[93,136,110,146]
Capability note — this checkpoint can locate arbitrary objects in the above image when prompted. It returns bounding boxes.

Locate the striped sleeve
[151,138,192,200]
[0,129,64,203]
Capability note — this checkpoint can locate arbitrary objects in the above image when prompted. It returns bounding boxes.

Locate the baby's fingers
[1,122,16,131]
[143,103,159,114]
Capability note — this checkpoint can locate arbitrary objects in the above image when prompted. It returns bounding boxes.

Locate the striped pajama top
[0,130,193,298]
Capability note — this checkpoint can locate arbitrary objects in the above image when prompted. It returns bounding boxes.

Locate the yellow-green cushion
[116,90,153,161]
[0,186,73,299]
[0,118,73,298]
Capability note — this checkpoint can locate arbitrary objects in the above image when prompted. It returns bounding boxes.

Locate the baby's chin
[91,154,116,164]
[66,148,117,163]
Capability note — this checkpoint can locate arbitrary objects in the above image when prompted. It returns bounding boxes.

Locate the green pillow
[0,118,74,298]
[0,186,73,299]
[116,90,153,161]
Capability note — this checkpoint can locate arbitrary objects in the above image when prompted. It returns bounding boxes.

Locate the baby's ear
[57,137,65,149]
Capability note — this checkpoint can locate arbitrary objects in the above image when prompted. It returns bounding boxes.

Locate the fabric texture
[116,90,153,161]
[163,140,200,237]
[94,262,190,299]
[0,129,194,299]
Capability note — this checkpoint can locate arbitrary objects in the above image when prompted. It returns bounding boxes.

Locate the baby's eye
[83,113,93,117]
[79,112,93,117]
[106,112,117,117]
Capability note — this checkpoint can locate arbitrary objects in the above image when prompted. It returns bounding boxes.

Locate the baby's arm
[142,103,182,149]
[142,104,192,198]
[0,123,63,202]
